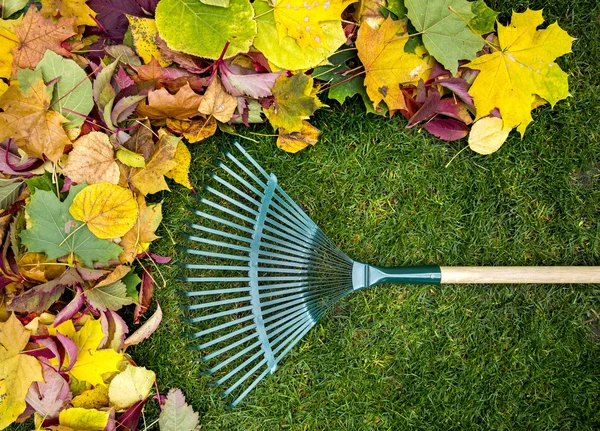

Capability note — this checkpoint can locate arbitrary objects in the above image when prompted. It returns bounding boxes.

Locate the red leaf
[423,119,469,141]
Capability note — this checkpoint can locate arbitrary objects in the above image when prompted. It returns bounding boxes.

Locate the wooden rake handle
[440,266,600,284]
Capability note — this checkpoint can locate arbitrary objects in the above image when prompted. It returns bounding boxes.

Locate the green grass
[13,0,600,429]
[125,0,600,429]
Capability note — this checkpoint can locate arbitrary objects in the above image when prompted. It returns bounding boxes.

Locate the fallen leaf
[137,83,203,120]
[264,73,324,133]
[85,281,134,311]
[20,184,123,268]
[130,129,179,195]
[108,364,155,410]
[69,183,138,239]
[158,388,199,431]
[166,117,217,143]
[197,76,237,123]
[25,362,72,419]
[2,0,27,19]
[0,17,21,80]
[422,118,469,141]
[0,314,43,429]
[468,116,512,154]
[221,63,281,99]
[277,121,320,153]
[87,0,145,43]
[116,148,146,168]
[70,384,109,409]
[53,285,85,326]
[356,17,431,112]
[464,9,574,134]
[11,5,76,72]
[40,0,97,27]
[468,0,498,35]
[99,309,129,351]
[49,318,124,386]
[0,77,71,162]
[124,302,162,349]
[119,198,162,264]
[17,252,65,283]
[127,15,172,67]
[165,141,192,189]
[58,407,110,431]
[63,132,120,185]
[133,270,153,323]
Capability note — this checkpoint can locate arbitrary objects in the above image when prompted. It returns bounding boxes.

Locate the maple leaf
[130,129,179,195]
[0,77,71,162]
[405,0,484,75]
[0,17,21,80]
[119,197,162,263]
[198,76,237,123]
[464,9,574,135]
[277,121,320,153]
[356,17,431,112]
[62,132,120,185]
[0,314,43,429]
[40,0,98,27]
[49,318,124,386]
[11,5,76,72]
[272,0,349,49]
[137,83,203,120]
[264,73,324,133]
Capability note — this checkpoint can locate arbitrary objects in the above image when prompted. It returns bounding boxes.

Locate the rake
[176,141,600,408]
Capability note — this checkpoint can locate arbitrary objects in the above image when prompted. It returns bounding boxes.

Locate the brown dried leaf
[62,132,120,185]
[136,83,202,120]
[130,128,179,195]
[166,117,217,143]
[197,76,237,123]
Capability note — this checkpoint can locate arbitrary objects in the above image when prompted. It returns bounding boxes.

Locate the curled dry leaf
[124,301,162,350]
[166,117,217,143]
[62,132,120,185]
[69,183,138,239]
[130,129,179,196]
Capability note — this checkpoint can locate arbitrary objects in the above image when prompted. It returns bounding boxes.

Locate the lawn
[124,0,599,429]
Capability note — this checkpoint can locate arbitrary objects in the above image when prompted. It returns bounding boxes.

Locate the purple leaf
[76,267,110,281]
[53,285,85,327]
[7,268,84,313]
[124,301,162,350]
[100,309,129,351]
[221,63,282,99]
[144,252,172,264]
[436,98,472,124]
[111,95,146,125]
[115,66,135,91]
[407,88,441,128]
[87,0,145,43]
[0,139,43,175]
[25,363,72,419]
[426,61,451,83]
[135,0,159,15]
[55,333,78,371]
[437,78,474,109]
[117,399,147,431]
[156,37,205,74]
[423,119,470,141]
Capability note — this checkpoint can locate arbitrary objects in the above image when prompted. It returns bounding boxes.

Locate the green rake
[176,141,600,408]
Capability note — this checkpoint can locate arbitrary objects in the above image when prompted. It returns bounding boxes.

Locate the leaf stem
[59,222,87,247]
[447,5,499,52]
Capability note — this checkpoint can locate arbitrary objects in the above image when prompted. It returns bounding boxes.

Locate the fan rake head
[177,141,354,407]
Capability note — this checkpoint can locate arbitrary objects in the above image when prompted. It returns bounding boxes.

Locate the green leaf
[469,0,498,35]
[405,0,484,74]
[264,73,325,133]
[116,148,146,168]
[84,281,134,311]
[20,185,123,268]
[155,0,256,59]
[252,0,346,71]
[24,172,56,196]
[200,0,230,6]
[158,389,199,431]
[122,272,141,302]
[0,178,23,211]
[383,0,407,18]
[36,51,94,128]
[1,0,27,18]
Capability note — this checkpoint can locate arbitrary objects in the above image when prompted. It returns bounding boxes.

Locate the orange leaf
[166,116,217,143]
[136,83,203,120]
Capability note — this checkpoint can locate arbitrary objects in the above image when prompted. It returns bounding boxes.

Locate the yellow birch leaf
[108,365,155,410]
[468,116,513,155]
[40,0,97,27]
[119,197,162,264]
[464,9,574,135]
[0,17,21,80]
[165,141,192,189]
[356,17,431,111]
[69,183,138,239]
[126,15,172,67]
[71,384,109,409]
[49,318,124,387]
[58,407,110,431]
[277,121,320,153]
[62,132,120,185]
[197,77,237,123]
[166,117,217,143]
[0,314,43,429]
[130,128,179,196]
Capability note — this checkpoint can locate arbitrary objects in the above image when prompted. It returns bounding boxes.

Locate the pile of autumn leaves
[0,0,575,428]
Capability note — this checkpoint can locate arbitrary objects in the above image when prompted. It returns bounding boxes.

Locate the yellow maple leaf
[165,141,192,189]
[465,9,574,135]
[0,17,21,80]
[356,17,431,112]
[0,77,71,162]
[40,0,97,27]
[69,183,139,239]
[0,314,43,429]
[127,15,172,67]
[272,0,350,49]
[49,318,124,386]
